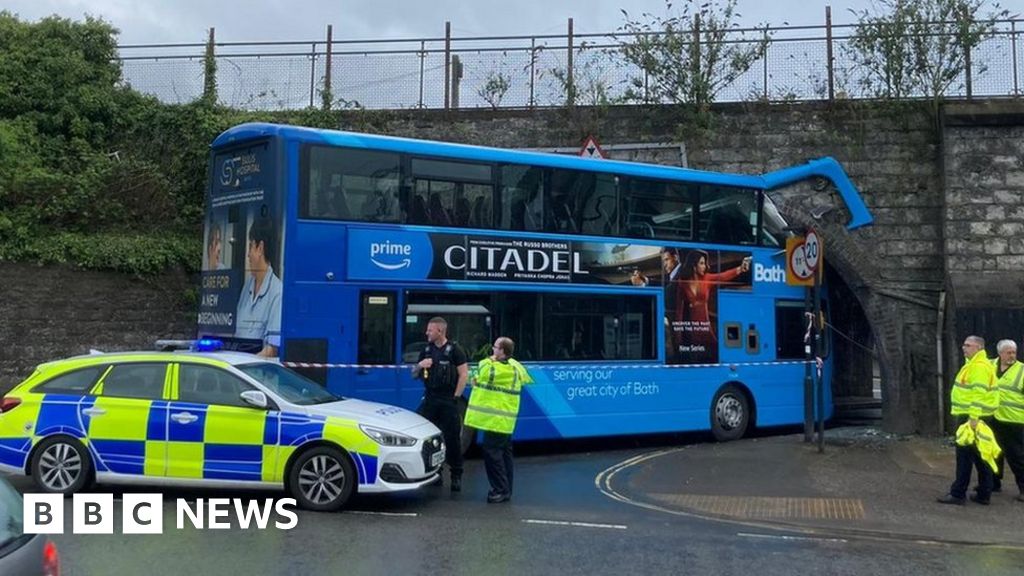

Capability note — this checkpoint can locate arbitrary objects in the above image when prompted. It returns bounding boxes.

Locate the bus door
[353,290,400,405]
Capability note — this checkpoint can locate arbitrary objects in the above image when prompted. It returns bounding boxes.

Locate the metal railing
[114,12,1024,111]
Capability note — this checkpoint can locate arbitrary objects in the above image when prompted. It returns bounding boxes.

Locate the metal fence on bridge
[115,13,1024,111]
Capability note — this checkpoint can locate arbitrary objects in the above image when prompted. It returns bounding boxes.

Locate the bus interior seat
[409,195,429,224]
[428,193,452,226]
[583,195,614,235]
[469,196,486,227]
[454,196,471,226]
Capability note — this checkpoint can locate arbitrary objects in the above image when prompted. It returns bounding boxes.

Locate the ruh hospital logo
[370,240,413,270]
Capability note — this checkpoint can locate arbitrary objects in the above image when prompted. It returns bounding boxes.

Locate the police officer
[412,317,468,492]
[465,336,532,503]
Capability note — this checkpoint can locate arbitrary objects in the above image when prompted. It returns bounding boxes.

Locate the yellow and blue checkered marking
[1,370,384,486]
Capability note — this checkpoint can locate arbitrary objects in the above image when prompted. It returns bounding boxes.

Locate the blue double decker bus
[198,123,872,445]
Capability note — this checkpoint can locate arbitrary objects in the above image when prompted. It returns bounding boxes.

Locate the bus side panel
[286,222,399,404]
[514,365,718,440]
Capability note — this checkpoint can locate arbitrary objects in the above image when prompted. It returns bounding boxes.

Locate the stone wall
[0,263,195,393]
[3,100,1022,434]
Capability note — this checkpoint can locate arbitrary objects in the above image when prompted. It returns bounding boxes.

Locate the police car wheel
[31,436,93,494]
[711,384,751,442]
[288,446,355,511]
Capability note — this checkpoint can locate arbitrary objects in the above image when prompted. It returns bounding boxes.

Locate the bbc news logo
[24,494,298,534]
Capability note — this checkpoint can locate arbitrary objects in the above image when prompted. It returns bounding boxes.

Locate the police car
[0,343,445,511]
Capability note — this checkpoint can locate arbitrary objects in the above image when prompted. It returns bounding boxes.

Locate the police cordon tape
[281,360,815,370]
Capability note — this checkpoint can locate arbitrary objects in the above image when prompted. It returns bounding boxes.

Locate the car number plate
[431,450,445,467]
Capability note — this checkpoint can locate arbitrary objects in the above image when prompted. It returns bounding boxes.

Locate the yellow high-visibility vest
[994,360,1024,424]
[956,419,1003,473]
[464,357,532,435]
[951,350,997,418]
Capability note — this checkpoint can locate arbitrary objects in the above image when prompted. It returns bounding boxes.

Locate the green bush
[0,13,390,274]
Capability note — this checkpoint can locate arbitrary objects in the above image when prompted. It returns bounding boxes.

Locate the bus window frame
[296,143,782,251]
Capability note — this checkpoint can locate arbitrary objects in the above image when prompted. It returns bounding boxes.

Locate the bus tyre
[288,445,356,512]
[31,436,93,495]
[711,385,750,442]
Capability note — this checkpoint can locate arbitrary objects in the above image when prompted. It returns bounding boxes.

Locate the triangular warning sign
[579,135,606,159]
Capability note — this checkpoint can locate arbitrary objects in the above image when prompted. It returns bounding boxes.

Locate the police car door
[88,362,171,477]
[167,363,272,483]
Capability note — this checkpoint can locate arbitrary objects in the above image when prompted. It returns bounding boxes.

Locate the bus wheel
[711,384,750,442]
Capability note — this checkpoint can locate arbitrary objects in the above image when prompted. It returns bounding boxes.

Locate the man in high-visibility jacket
[938,335,999,505]
[465,336,532,504]
[991,339,1024,501]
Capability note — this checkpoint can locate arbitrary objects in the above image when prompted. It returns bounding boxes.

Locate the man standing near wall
[938,335,998,505]
[991,339,1024,501]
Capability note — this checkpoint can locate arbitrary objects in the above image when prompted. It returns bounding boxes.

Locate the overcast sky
[7,0,1005,45]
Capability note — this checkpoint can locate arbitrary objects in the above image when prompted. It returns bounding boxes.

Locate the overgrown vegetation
[615,0,771,111]
[0,13,348,274]
[844,0,1008,124]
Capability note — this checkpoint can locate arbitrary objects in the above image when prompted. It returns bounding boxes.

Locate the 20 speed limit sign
[804,230,821,271]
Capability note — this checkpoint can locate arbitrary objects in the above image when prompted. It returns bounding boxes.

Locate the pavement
[598,427,1024,547]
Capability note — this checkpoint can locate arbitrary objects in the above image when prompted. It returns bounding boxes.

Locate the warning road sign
[786,236,814,286]
[579,135,606,159]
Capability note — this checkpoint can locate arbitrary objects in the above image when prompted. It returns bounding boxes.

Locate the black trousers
[950,416,993,500]
[990,419,1024,494]
[482,431,514,496]
[417,395,463,478]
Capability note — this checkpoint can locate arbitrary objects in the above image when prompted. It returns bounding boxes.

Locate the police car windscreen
[237,362,340,405]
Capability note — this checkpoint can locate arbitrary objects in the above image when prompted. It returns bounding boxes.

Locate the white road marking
[523,519,627,530]
[344,510,419,517]
[737,532,847,543]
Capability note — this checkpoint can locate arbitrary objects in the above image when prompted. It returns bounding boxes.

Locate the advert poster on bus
[349,228,751,364]
[573,242,752,364]
[198,142,283,354]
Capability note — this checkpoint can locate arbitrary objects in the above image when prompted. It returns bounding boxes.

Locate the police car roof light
[155,339,195,352]
[194,338,224,352]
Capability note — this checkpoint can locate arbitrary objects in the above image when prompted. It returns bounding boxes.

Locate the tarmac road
[6,434,1024,575]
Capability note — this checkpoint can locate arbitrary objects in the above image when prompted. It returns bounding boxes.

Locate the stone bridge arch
[771,191,942,435]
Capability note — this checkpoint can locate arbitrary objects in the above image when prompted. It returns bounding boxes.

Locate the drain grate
[648,494,866,520]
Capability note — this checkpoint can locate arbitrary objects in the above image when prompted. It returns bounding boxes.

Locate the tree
[0,12,122,155]
[477,71,511,109]
[615,0,772,109]
[846,0,1009,106]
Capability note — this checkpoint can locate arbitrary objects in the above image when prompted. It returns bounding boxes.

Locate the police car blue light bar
[194,338,224,352]
[154,339,224,352]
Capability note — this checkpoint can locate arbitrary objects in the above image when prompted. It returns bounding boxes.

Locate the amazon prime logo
[370,241,412,270]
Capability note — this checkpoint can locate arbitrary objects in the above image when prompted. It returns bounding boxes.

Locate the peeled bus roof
[212,123,873,230]
[212,122,768,189]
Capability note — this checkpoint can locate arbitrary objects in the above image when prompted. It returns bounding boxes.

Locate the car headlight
[360,424,417,447]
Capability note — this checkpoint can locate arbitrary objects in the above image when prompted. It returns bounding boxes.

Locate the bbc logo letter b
[24,494,64,534]
[73,493,114,534]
